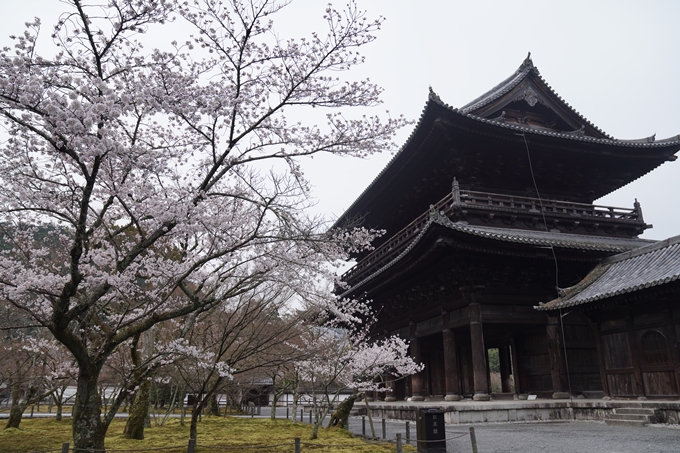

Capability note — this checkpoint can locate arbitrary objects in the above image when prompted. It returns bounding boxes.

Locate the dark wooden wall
[598,303,680,398]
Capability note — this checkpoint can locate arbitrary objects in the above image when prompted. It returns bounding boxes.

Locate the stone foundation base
[411,395,425,402]
[473,393,491,401]
[552,392,571,399]
[445,394,462,401]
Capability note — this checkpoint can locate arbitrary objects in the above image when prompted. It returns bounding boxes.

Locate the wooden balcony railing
[341,184,643,285]
[457,191,641,221]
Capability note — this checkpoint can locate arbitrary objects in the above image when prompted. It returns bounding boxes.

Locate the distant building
[336,55,680,401]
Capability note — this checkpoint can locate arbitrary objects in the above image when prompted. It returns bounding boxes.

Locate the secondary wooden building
[336,55,680,401]
[537,236,680,398]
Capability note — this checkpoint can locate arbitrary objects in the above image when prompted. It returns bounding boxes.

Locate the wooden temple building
[336,55,680,401]
[537,235,680,398]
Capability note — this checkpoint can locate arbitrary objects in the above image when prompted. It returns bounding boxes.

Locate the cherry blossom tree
[0,0,404,451]
[165,283,309,440]
[295,299,422,439]
[0,334,75,429]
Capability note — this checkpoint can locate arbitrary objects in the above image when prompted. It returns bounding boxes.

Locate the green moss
[0,417,415,453]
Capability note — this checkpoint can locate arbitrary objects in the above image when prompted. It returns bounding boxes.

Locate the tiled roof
[459,54,612,139]
[536,235,680,311]
[431,212,654,253]
[449,101,680,149]
[459,59,533,113]
[333,57,680,230]
[341,209,653,297]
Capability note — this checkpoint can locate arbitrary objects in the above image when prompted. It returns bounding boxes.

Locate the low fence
[25,406,481,453]
[47,430,477,453]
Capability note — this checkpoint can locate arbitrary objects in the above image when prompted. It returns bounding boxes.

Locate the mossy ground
[0,416,415,452]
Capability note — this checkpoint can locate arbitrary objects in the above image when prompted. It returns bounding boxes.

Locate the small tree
[168,283,311,440]
[0,335,75,429]
[295,300,422,439]
[0,0,404,451]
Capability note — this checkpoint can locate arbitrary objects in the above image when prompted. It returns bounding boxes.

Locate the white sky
[2,0,679,239]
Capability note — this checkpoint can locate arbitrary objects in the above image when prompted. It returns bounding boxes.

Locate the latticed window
[640,330,670,366]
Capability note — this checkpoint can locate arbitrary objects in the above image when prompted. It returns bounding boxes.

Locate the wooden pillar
[594,325,611,397]
[469,303,490,401]
[510,337,522,394]
[442,329,461,401]
[547,316,569,399]
[577,312,609,398]
[410,337,425,401]
[384,373,397,402]
[664,308,680,394]
[626,314,646,397]
[499,345,513,393]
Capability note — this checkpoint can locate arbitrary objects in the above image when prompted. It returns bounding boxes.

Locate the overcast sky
[2,0,679,239]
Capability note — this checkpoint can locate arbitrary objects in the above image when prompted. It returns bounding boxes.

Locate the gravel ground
[263,407,680,453]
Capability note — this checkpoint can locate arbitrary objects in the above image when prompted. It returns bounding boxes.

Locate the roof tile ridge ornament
[428,86,443,103]
[633,198,644,223]
[619,133,657,143]
[491,110,506,123]
[519,51,537,74]
[429,204,455,227]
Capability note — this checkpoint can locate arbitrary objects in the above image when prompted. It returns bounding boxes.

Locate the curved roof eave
[331,89,443,230]
[332,61,680,229]
[460,54,613,140]
[341,209,653,298]
[440,96,680,150]
[536,234,680,311]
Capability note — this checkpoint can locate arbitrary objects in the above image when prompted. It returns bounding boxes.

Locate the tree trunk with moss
[207,393,220,416]
[123,378,151,439]
[326,394,361,430]
[123,330,154,440]
[5,388,24,429]
[4,383,37,430]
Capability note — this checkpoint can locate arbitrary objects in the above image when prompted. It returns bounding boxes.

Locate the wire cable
[518,132,560,290]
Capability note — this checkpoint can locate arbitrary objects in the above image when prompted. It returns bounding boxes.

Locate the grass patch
[0,416,414,452]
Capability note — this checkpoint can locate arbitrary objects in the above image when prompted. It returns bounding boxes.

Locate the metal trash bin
[416,408,446,452]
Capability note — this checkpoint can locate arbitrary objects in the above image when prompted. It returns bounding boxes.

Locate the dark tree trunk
[5,405,24,430]
[5,384,25,430]
[189,403,200,440]
[4,383,36,430]
[56,403,63,422]
[207,394,220,416]
[122,331,154,439]
[270,392,279,420]
[72,367,107,453]
[327,394,361,430]
[189,376,224,440]
[123,378,151,439]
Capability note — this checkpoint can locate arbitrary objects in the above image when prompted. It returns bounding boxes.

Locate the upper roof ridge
[601,234,680,265]
[460,54,535,114]
[460,54,616,139]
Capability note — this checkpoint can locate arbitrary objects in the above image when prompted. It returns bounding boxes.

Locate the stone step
[607,414,652,422]
[491,393,515,401]
[604,418,649,428]
[614,407,656,416]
